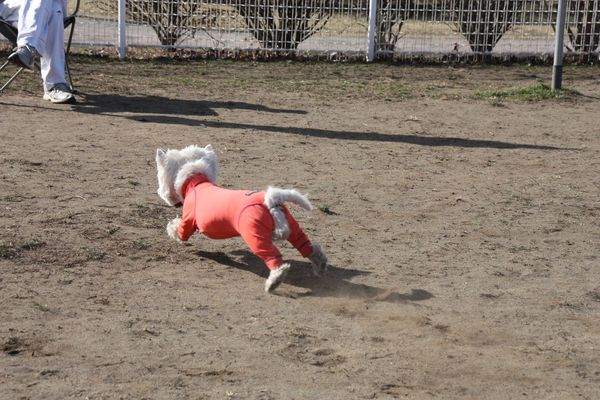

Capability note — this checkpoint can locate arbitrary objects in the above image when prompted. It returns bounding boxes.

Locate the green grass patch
[477,83,574,102]
[132,239,150,250]
[82,247,107,261]
[0,243,18,259]
[20,239,46,251]
[0,239,46,259]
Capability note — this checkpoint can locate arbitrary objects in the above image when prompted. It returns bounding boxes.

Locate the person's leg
[0,0,21,25]
[6,0,46,71]
[40,0,67,93]
[15,0,51,52]
[8,0,72,102]
[41,1,73,102]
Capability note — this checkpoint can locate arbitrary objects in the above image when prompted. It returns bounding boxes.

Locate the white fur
[264,263,291,292]
[174,158,217,201]
[264,187,312,240]
[264,186,312,211]
[166,217,182,242]
[308,243,328,277]
[269,206,290,240]
[156,144,218,206]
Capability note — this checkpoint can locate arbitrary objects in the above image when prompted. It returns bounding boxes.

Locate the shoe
[8,44,37,70]
[308,243,328,277]
[265,263,291,293]
[43,83,75,104]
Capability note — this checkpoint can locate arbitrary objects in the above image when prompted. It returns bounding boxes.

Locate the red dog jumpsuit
[177,174,314,270]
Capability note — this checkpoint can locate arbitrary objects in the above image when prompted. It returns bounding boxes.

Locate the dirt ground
[1,58,599,400]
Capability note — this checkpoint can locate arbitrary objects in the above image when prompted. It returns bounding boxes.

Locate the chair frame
[0,0,80,94]
[0,18,24,92]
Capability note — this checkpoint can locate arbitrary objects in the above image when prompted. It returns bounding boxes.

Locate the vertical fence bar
[367,0,378,61]
[118,0,127,60]
[552,0,568,90]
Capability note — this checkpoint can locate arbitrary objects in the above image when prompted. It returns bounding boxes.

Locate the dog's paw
[265,263,291,293]
[308,243,328,277]
[166,218,182,242]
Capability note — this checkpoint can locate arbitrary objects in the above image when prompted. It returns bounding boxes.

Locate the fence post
[118,0,127,61]
[366,0,378,61]
[552,0,568,90]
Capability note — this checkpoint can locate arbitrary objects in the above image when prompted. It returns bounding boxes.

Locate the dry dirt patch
[1,59,599,399]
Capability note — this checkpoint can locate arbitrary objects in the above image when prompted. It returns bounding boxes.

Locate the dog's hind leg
[238,205,291,292]
[307,243,328,277]
[280,207,328,276]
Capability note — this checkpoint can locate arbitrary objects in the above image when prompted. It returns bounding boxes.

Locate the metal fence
[4,1,600,60]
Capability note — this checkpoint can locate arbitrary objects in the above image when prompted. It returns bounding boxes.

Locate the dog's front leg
[166,217,182,242]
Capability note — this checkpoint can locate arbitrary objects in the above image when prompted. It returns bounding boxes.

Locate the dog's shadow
[195,250,433,303]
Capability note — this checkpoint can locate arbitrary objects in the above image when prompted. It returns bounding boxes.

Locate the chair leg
[0,65,25,93]
[65,61,74,92]
[0,59,11,73]
[65,20,76,92]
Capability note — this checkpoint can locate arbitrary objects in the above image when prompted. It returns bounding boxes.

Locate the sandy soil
[1,59,599,400]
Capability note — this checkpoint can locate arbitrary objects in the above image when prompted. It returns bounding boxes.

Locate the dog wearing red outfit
[155,144,328,292]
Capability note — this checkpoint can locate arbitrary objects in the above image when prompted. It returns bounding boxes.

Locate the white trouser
[0,0,68,92]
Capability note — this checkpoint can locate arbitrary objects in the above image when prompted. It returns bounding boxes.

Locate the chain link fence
[4,0,600,60]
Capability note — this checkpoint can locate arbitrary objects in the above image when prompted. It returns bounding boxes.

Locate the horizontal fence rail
[1,0,599,60]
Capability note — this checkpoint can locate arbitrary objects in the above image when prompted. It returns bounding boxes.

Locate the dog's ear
[156,149,166,166]
[204,144,213,152]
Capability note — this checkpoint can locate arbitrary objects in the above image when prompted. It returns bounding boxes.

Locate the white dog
[155,144,328,292]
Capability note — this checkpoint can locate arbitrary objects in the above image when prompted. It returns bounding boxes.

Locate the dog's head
[155,144,218,206]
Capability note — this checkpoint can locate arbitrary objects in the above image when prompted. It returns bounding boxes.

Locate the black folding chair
[0,0,80,93]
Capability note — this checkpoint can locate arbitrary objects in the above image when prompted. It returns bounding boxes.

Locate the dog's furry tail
[264,187,312,240]
[264,186,313,211]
